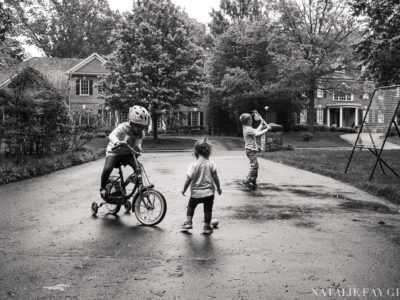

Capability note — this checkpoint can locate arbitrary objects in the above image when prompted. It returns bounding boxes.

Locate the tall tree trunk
[152,113,158,140]
[307,85,316,132]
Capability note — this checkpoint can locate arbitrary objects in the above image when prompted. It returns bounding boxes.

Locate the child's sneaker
[203,224,213,234]
[100,188,108,199]
[182,221,193,230]
[248,182,257,189]
[240,180,255,190]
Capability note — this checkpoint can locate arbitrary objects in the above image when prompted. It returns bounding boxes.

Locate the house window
[188,111,203,127]
[333,92,352,101]
[316,89,324,98]
[81,80,89,95]
[300,110,307,124]
[191,112,199,126]
[316,108,323,124]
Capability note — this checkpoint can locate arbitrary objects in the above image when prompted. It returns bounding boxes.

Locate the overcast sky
[108,0,220,24]
[25,0,220,56]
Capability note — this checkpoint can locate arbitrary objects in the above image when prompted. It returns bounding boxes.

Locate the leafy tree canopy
[272,0,359,130]
[5,0,120,58]
[209,0,266,35]
[0,1,24,69]
[352,0,400,85]
[101,0,206,138]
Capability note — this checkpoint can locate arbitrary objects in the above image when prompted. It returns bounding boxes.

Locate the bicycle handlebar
[111,143,141,155]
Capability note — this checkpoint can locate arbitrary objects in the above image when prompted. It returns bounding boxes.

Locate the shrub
[314,124,330,131]
[1,67,73,156]
[300,132,313,141]
[293,124,330,132]
[336,127,357,133]
[96,132,107,138]
[293,124,308,131]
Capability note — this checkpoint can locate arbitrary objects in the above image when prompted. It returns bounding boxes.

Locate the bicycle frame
[109,143,154,207]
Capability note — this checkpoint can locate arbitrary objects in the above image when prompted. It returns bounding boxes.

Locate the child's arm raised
[255,123,271,137]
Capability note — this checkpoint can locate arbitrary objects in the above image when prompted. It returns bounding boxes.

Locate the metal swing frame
[344,85,400,180]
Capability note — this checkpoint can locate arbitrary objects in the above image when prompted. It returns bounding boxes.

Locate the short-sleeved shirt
[187,156,217,198]
[243,125,257,151]
[106,122,144,157]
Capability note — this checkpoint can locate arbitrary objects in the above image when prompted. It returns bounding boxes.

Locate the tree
[0,1,24,69]
[352,0,400,85]
[6,0,120,58]
[0,67,73,156]
[207,17,303,135]
[209,0,265,35]
[273,0,359,131]
[100,0,206,139]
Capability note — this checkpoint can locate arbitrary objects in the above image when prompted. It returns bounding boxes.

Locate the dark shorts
[186,195,214,223]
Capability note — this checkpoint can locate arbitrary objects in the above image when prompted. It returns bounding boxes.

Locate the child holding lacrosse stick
[239,112,271,190]
[181,137,222,234]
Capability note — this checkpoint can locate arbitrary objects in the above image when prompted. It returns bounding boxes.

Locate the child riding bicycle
[100,105,151,199]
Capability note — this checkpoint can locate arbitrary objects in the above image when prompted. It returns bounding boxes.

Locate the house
[296,72,376,128]
[0,53,207,133]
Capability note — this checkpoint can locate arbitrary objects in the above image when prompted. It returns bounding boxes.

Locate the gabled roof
[0,57,83,89]
[65,53,107,74]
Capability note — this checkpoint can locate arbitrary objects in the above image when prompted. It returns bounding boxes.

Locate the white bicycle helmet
[128,105,150,126]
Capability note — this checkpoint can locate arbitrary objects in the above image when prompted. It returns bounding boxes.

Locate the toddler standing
[181,138,222,234]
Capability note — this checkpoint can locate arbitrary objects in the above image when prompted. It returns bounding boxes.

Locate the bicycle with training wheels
[91,143,167,226]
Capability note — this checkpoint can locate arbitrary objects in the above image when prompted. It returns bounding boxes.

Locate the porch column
[339,107,343,128]
[355,108,359,127]
[327,108,330,126]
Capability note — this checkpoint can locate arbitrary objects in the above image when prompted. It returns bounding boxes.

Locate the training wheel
[124,201,132,213]
[91,202,98,216]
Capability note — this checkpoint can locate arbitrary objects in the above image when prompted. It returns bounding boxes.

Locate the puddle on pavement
[339,200,396,214]
[226,204,312,221]
[286,188,342,199]
[294,220,317,228]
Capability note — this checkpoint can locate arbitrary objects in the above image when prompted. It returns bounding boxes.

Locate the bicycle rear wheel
[134,189,166,226]
[105,179,122,214]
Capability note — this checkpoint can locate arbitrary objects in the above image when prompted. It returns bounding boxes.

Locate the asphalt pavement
[0,151,399,299]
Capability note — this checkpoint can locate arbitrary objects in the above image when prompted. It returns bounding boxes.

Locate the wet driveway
[0,151,399,299]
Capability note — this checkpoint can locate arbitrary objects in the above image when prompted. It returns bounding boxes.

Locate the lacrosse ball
[265,106,269,111]
[211,218,219,227]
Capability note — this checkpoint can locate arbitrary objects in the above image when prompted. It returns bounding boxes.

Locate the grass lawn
[86,136,197,151]
[259,149,400,205]
[283,131,351,148]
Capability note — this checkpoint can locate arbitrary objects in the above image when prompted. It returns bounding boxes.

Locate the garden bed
[0,146,105,185]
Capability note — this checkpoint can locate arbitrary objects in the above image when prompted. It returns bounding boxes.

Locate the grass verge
[283,131,351,148]
[0,146,105,185]
[259,149,400,205]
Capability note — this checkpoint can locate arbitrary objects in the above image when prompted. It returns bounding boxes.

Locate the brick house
[295,72,376,128]
[0,53,207,133]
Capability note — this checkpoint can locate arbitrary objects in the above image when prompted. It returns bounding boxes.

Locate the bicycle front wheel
[134,189,167,226]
